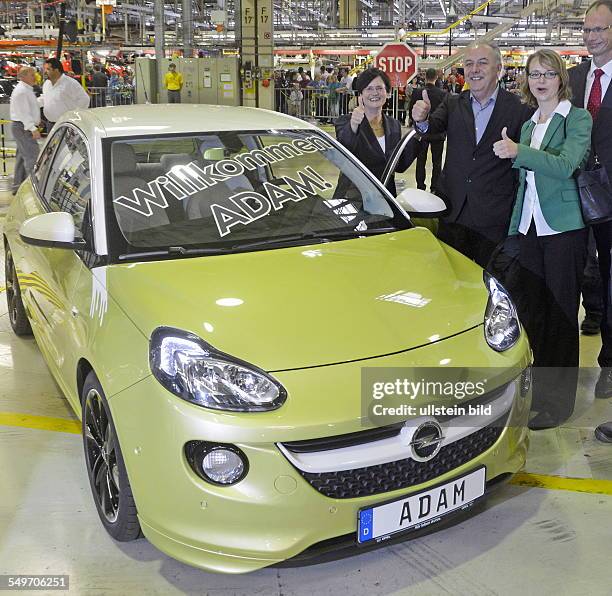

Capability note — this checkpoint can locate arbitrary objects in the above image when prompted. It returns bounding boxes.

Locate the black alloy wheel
[82,371,141,541]
[4,244,32,336]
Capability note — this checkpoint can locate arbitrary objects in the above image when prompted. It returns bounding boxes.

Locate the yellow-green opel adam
[4,105,531,573]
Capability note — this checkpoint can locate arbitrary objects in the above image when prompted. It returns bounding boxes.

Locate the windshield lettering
[114,135,333,218]
[211,166,331,237]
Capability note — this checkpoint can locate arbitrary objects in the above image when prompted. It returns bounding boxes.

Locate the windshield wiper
[118,228,400,260]
[232,228,398,251]
[118,245,235,261]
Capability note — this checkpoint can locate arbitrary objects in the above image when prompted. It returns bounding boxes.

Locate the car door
[20,125,96,396]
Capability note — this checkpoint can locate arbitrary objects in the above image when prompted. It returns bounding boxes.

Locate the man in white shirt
[40,57,90,130]
[10,66,41,194]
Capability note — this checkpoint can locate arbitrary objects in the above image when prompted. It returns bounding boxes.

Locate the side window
[32,130,64,191]
[43,127,91,231]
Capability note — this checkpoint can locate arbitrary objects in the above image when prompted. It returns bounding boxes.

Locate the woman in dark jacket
[334,68,420,195]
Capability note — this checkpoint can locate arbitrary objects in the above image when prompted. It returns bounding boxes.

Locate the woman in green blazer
[493,49,593,429]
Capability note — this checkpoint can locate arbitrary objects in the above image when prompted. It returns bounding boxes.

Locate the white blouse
[518,99,572,237]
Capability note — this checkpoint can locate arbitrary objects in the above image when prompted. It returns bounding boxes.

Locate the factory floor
[1,137,612,595]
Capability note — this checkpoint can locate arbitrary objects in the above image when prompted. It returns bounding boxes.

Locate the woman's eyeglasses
[527,71,559,80]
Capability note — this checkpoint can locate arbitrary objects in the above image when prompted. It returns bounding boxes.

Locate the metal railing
[87,86,135,107]
[274,87,410,124]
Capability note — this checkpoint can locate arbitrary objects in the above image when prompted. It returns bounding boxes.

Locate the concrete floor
[1,146,612,595]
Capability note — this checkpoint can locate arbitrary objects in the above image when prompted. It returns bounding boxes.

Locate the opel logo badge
[407,420,444,462]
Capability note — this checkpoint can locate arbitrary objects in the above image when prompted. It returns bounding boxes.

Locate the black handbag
[562,117,612,225]
[576,160,612,225]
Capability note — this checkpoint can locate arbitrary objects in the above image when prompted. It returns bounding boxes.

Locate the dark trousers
[168,89,181,103]
[581,227,603,318]
[518,224,587,420]
[415,139,444,193]
[11,122,40,193]
[437,220,506,269]
[593,220,612,367]
[89,89,107,108]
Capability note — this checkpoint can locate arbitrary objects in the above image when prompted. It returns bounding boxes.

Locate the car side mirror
[394,189,448,218]
[19,212,87,250]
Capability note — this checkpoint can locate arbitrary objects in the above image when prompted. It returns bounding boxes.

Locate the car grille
[293,418,506,499]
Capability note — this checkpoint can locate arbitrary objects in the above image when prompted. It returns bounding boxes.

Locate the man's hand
[350,95,366,133]
[32,129,41,140]
[493,127,518,159]
[411,89,431,123]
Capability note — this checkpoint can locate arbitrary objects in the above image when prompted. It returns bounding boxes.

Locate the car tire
[82,371,142,542]
[4,243,32,336]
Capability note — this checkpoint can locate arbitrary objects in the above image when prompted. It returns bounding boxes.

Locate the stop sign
[374,42,418,88]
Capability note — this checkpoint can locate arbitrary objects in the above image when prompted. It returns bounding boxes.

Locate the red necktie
[587,68,604,119]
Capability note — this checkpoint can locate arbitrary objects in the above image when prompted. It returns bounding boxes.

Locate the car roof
[59,104,317,140]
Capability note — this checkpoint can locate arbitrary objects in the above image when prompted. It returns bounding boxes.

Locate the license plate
[357,467,486,544]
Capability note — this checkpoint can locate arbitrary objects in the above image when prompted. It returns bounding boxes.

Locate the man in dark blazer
[409,68,446,194]
[412,42,533,268]
[568,1,612,433]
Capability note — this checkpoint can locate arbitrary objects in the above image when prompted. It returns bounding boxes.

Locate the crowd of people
[334,0,612,436]
[275,64,481,124]
[1,54,135,109]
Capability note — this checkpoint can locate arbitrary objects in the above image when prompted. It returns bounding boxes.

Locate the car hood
[103,228,489,371]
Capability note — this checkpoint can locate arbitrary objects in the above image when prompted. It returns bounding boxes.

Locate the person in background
[308,73,329,123]
[90,63,108,107]
[450,66,464,87]
[444,74,462,94]
[287,81,303,118]
[326,73,343,121]
[164,63,183,103]
[40,57,90,131]
[568,0,612,415]
[339,68,353,115]
[409,68,446,194]
[494,49,592,429]
[108,71,120,106]
[10,66,41,194]
[335,68,420,195]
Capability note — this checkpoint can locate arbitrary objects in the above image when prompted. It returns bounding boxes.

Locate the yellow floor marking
[511,472,612,496]
[0,412,80,434]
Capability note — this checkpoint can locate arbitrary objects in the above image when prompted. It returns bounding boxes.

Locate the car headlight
[149,327,287,412]
[483,272,521,352]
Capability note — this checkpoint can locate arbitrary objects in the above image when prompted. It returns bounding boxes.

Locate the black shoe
[581,313,602,335]
[595,368,612,399]
[594,421,612,443]
[528,411,560,430]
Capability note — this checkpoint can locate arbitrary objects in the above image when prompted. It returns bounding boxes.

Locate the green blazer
[508,105,592,235]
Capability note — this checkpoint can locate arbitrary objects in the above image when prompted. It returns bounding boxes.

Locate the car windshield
[108,129,410,259]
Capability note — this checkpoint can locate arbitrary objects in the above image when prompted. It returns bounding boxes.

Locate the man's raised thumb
[422,89,431,105]
[501,127,509,140]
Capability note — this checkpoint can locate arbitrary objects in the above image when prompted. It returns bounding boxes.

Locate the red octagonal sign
[374,42,418,88]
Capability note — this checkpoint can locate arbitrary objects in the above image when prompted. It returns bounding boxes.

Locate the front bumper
[108,326,531,574]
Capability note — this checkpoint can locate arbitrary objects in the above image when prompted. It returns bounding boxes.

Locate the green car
[4,105,531,573]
